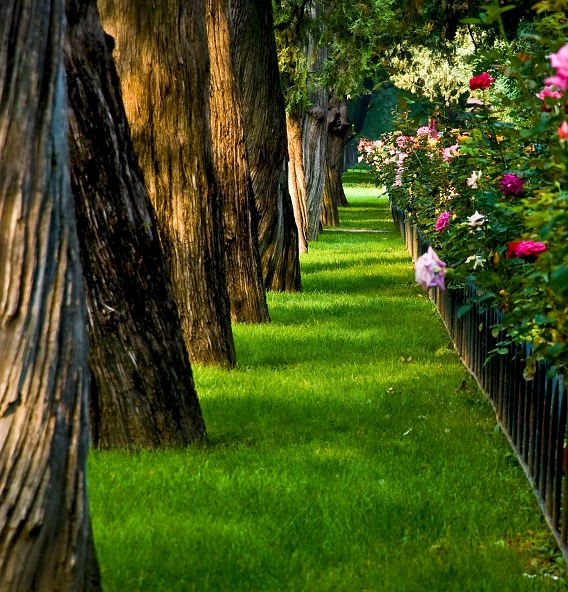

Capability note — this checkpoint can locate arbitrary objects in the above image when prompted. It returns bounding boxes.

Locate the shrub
[359,5,568,376]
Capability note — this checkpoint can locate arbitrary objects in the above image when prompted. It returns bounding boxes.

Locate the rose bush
[359,5,568,375]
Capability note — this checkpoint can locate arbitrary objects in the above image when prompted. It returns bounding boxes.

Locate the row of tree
[1,0,533,588]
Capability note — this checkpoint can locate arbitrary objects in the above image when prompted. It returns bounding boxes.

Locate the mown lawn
[89,188,566,591]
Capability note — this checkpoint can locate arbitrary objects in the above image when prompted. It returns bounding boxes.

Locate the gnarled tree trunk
[98,0,236,367]
[0,0,100,588]
[321,95,350,227]
[65,0,206,448]
[230,0,302,291]
[206,0,270,323]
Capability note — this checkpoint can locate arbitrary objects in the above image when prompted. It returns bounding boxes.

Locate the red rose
[506,241,522,258]
[469,72,495,90]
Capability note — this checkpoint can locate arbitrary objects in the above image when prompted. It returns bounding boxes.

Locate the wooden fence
[391,205,568,561]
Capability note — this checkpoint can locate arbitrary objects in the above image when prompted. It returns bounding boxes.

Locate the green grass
[341,167,379,187]
[89,191,566,591]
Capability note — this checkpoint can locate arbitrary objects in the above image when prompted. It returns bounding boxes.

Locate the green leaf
[551,267,568,295]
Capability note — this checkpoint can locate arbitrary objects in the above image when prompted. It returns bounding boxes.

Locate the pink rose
[546,44,568,90]
[396,135,409,148]
[536,85,565,111]
[442,144,459,161]
[469,72,495,90]
[535,86,562,101]
[435,211,450,232]
[499,173,524,196]
[558,120,568,140]
[536,85,563,100]
[415,247,446,291]
[416,126,439,139]
[514,241,547,261]
[466,98,484,106]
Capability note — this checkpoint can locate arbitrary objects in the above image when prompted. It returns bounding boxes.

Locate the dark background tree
[0,0,100,587]
[421,0,536,40]
[65,0,206,448]
[320,94,350,227]
[98,0,236,367]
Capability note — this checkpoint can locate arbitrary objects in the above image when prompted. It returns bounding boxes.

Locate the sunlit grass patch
[341,167,381,188]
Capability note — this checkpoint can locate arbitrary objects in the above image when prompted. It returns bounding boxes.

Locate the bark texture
[206,0,270,323]
[321,96,350,227]
[65,0,206,448]
[286,113,309,254]
[98,0,236,367]
[302,101,328,241]
[230,0,302,291]
[0,0,100,588]
[283,1,327,245]
[301,1,328,242]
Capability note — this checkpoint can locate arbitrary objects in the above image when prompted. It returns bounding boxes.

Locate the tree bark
[230,0,302,292]
[64,0,206,448]
[206,0,270,323]
[302,101,328,241]
[300,1,328,243]
[0,0,100,588]
[321,95,350,227]
[98,0,236,367]
[286,113,309,254]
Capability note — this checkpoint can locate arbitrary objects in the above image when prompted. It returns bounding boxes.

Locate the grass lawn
[89,189,566,591]
[341,167,378,187]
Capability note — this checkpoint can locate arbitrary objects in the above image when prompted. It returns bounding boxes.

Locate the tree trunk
[206,0,270,323]
[321,95,350,226]
[230,0,302,292]
[286,113,309,254]
[302,101,328,241]
[300,1,328,243]
[0,0,100,588]
[98,0,236,367]
[64,0,206,448]
[346,78,376,147]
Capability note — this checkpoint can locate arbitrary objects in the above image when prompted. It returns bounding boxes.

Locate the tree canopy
[273,0,396,110]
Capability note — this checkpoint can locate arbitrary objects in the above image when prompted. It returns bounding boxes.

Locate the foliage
[273,0,396,110]
[89,193,566,591]
[359,3,568,375]
[388,27,476,104]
